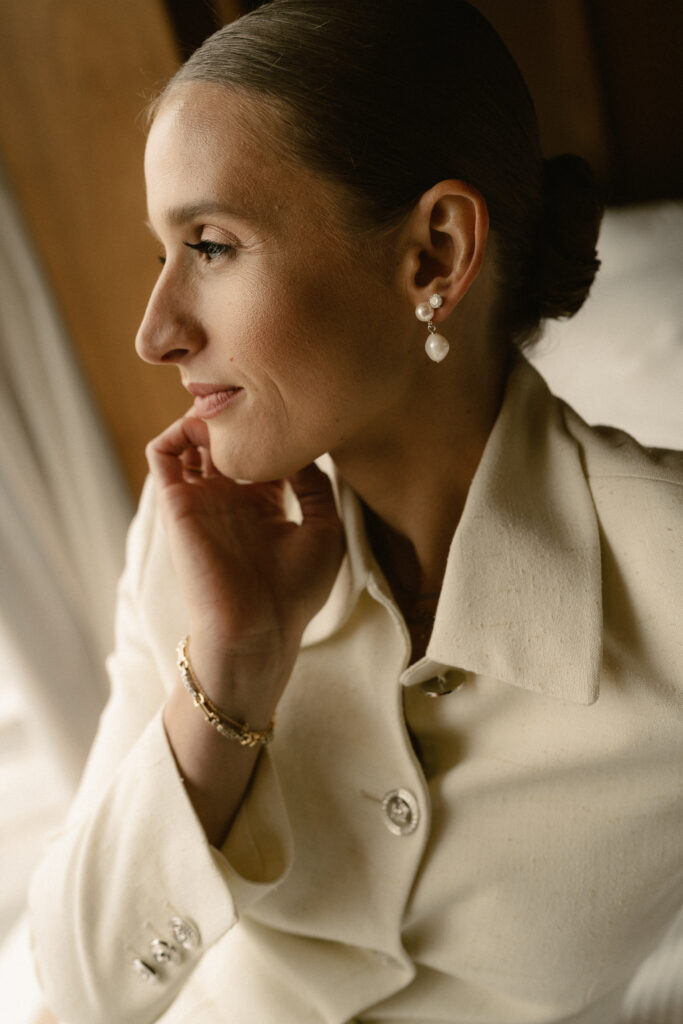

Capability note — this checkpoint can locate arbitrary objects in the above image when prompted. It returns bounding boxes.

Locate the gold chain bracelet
[176,636,274,748]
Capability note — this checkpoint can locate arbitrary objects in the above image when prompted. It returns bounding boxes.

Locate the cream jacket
[29,357,683,1024]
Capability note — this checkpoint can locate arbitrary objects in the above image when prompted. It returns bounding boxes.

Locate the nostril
[161,349,190,363]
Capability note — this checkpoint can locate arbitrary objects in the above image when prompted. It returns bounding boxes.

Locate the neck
[331,343,509,602]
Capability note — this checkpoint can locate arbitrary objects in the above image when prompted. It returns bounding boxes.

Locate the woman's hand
[146,414,344,724]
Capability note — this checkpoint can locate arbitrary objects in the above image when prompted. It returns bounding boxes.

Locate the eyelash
[157,240,237,267]
[184,240,236,262]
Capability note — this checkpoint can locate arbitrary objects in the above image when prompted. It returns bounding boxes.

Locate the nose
[135,273,205,365]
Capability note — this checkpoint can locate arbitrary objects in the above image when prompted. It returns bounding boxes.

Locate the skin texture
[137,83,508,844]
[139,87,413,485]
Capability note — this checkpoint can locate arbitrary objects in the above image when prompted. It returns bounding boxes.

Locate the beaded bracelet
[176,636,274,748]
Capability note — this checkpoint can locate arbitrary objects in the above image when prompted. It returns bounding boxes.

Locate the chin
[209,435,311,484]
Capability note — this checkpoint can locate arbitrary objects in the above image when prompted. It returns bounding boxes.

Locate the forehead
[145,84,334,231]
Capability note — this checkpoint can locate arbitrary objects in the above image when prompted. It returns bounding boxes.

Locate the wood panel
[165,0,221,57]
[586,0,683,202]
[212,0,247,22]
[0,0,187,498]
[472,0,610,184]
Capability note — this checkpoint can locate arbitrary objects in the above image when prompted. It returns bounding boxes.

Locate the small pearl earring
[415,293,449,362]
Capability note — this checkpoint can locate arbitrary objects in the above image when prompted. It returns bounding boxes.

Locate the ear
[400,180,489,320]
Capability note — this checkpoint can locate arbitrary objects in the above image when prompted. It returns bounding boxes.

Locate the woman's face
[137,84,416,482]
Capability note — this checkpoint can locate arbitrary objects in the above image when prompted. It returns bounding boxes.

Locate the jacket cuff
[216,737,294,909]
[29,711,291,1024]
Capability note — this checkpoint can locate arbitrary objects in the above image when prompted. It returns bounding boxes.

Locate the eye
[184,240,236,262]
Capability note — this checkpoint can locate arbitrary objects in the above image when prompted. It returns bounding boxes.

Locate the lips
[186,382,244,419]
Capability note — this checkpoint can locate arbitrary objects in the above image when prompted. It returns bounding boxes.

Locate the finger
[199,444,222,479]
[177,418,223,478]
[179,445,219,483]
[179,446,204,483]
[176,415,212,451]
[149,415,211,459]
[146,416,213,488]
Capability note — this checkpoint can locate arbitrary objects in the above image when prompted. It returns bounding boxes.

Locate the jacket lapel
[428,357,603,704]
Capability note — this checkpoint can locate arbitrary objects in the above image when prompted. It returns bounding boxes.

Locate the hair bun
[536,154,603,321]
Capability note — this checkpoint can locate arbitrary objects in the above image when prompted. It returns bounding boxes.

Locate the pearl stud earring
[415,293,449,362]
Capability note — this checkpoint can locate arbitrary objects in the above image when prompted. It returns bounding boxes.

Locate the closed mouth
[188,385,245,419]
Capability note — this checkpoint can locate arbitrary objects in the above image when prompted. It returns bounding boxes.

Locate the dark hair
[163,0,602,345]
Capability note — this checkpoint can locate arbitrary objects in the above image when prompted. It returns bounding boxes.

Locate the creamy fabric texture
[28,357,683,1024]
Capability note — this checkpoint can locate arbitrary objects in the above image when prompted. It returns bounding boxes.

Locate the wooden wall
[473,0,609,184]
[585,0,683,202]
[0,1,187,498]
[473,0,683,204]
[0,0,681,499]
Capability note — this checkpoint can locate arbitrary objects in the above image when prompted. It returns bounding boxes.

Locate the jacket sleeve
[27,478,293,1024]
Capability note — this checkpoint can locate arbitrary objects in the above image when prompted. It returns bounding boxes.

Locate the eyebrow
[145,200,257,238]
[167,200,255,226]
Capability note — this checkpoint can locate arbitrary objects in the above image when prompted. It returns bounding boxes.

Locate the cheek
[199,273,280,371]
[231,276,329,377]
[199,282,246,336]
[284,270,379,371]
[208,253,401,393]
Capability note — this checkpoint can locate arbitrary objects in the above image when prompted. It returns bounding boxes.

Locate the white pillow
[530,202,683,450]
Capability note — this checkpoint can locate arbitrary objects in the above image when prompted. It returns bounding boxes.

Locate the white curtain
[0,168,132,786]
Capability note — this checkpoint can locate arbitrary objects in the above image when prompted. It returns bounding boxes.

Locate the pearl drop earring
[415,293,449,362]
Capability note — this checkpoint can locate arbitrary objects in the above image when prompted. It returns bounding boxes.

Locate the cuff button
[169,915,200,949]
[132,957,159,983]
[151,938,180,964]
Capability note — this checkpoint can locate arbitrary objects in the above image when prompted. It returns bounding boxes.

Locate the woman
[29,2,683,1022]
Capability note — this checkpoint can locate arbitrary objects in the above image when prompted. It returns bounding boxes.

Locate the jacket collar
[300,457,372,647]
[302,356,603,705]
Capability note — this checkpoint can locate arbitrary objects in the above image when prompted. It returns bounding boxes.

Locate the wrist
[177,637,276,745]
[182,631,297,729]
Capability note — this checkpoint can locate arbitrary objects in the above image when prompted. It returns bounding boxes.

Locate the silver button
[150,938,180,964]
[382,788,419,835]
[131,957,159,983]
[169,916,200,949]
[420,672,464,697]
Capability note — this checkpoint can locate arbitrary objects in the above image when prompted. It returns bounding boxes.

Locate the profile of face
[137,83,423,483]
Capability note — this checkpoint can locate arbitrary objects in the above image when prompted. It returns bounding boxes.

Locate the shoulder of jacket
[559,402,683,490]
